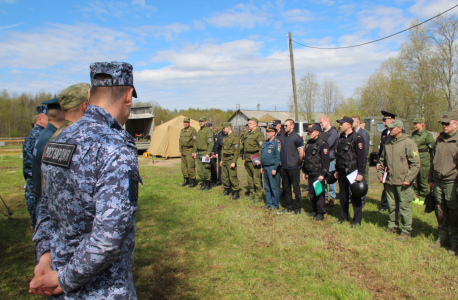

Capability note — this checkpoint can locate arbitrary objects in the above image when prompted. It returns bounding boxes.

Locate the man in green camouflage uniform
[179,117,197,188]
[243,117,264,202]
[411,118,435,205]
[196,117,214,190]
[220,122,241,200]
[429,111,458,256]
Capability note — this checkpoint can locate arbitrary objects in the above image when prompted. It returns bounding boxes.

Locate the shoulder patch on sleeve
[208,137,212,143]
[193,136,196,140]
[412,150,418,157]
[323,148,328,154]
[358,143,363,149]
[42,142,77,168]
[259,141,263,146]
[129,170,142,202]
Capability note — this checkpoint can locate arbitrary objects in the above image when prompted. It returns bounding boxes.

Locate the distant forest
[0,91,234,137]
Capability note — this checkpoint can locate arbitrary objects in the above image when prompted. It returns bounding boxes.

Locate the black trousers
[281,168,302,210]
[380,189,388,209]
[308,175,326,214]
[217,149,222,184]
[211,157,218,183]
[337,171,363,225]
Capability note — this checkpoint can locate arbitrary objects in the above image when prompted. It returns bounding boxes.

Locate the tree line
[292,14,458,132]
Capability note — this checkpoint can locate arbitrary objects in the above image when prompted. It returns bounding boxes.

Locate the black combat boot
[203,180,211,191]
[180,178,189,187]
[199,181,206,190]
[221,188,230,196]
[232,190,240,200]
[189,179,196,188]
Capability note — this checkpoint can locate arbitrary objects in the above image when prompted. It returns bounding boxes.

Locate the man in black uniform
[215,124,226,186]
[334,116,367,228]
[302,124,330,221]
[273,120,285,197]
[376,111,403,212]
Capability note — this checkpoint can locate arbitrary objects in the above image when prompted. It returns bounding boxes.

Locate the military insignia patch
[278,144,281,151]
[208,138,212,143]
[129,170,140,202]
[358,143,363,149]
[268,150,271,153]
[42,142,77,168]
[235,144,238,149]
[193,136,196,140]
[259,141,263,146]
[323,149,328,154]
[412,151,418,157]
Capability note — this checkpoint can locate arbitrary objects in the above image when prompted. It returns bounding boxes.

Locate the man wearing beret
[179,117,197,188]
[22,105,48,228]
[31,61,141,298]
[410,118,435,205]
[195,117,214,190]
[378,120,420,241]
[243,117,265,202]
[220,122,241,200]
[429,112,458,256]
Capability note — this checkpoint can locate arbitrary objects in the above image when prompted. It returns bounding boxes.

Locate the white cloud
[408,0,458,18]
[357,5,409,37]
[0,0,16,3]
[131,0,156,11]
[129,23,191,41]
[205,4,269,29]
[0,22,23,30]
[80,0,155,20]
[192,20,206,30]
[0,23,137,69]
[282,9,315,22]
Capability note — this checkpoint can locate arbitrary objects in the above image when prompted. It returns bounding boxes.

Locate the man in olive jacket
[179,117,197,187]
[243,117,264,202]
[428,111,458,255]
[220,122,241,200]
[196,117,214,190]
[378,120,420,241]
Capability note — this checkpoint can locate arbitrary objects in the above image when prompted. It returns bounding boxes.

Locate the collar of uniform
[85,105,135,144]
[45,122,58,132]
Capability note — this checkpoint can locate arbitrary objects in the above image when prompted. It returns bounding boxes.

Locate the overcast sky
[0,0,456,112]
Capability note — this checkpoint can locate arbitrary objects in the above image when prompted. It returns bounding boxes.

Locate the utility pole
[288,32,298,121]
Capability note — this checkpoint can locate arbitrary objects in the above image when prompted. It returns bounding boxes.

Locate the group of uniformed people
[23,62,141,298]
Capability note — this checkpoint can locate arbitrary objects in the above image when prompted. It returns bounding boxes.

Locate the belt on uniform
[224,154,234,157]
[419,149,429,153]
[182,146,191,149]
[245,151,258,154]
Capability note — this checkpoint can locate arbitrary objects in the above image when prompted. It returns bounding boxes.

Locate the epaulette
[275,139,280,142]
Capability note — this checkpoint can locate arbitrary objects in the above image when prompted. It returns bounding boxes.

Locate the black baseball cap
[336,116,354,125]
[306,124,321,132]
[272,120,281,126]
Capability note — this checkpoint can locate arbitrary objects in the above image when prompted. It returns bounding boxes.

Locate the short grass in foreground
[1,155,458,299]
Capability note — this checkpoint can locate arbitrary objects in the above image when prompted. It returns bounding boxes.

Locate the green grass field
[1,154,458,299]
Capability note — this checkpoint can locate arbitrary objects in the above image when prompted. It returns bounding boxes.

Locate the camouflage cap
[308,119,316,124]
[183,117,190,122]
[439,111,458,122]
[199,117,207,122]
[386,120,403,128]
[248,117,259,124]
[222,122,232,128]
[36,105,47,115]
[58,83,90,111]
[412,118,424,124]
[90,61,137,98]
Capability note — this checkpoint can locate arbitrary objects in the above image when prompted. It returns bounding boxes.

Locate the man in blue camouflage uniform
[29,62,141,299]
[22,105,48,227]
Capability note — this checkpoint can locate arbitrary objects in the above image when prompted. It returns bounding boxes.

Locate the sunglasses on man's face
[442,122,451,126]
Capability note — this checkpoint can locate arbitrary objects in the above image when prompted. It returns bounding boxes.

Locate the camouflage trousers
[222,160,239,191]
[414,159,430,201]
[180,149,196,179]
[197,153,211,181]
[433,181,458,248]
[24,182,39,227]
[245,160,262,200]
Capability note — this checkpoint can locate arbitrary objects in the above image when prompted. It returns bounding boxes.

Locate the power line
[292,3,458,50]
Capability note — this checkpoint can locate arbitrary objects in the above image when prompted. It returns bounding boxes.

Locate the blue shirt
[261,138,281,169]
[32,123,57,195]
[281,135,304,169]
[34,105,141,299]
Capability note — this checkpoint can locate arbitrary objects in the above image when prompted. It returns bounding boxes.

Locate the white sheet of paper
[346,170,358,184]
[201,156,210,163]
[382,167,388,183]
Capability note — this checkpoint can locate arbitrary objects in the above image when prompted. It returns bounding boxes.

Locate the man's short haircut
[285,119,294,126]
[352,116,360,122]
[321,115,330,123]
[90,74,131,103]
[47,108,65,123]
